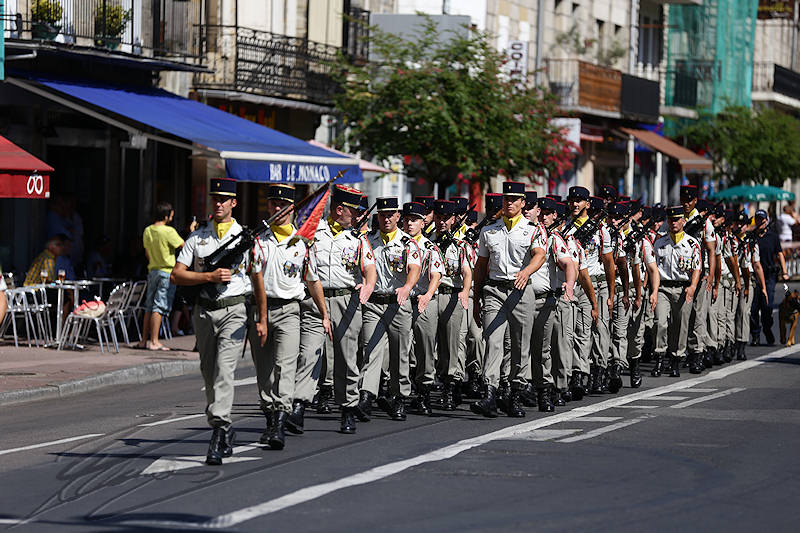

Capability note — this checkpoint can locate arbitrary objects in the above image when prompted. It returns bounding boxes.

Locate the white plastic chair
[119,280,147,342]
[58,286,128,354]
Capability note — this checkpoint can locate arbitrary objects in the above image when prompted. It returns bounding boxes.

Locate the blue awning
[16,76,362,183]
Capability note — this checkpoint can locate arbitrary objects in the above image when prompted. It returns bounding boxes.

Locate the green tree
[331,17,576,192]
[685,105,800,187]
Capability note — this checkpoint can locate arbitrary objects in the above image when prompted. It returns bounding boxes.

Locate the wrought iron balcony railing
[193,24,341,106]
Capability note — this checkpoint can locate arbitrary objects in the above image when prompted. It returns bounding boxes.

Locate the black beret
[502,181,526,197]
[267,184,295,202]
[433,199,456,215]
[599,185,617,199]
[667,206,684,218]
[210,178,237,197]
[568,186,589,200]
[376,197,399,212]
[332,185,362,209]
[359,195,369,211]
[608,202,628,216]
[485,193,503,213]
[680,185,698,199]
[402,202,426,219]
[466,210,478,224]
[538,197,556,211]
[415,196,435,211]
[450,196,469,214]
[555,202,567,217]
[589,196,604,211]
[525,191,538,208]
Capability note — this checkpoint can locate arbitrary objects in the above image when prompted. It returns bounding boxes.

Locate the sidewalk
[0,334,203,406]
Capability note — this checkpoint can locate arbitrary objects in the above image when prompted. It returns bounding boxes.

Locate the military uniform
[685,206,716,361]
[358,197,422,421]
[626,234,657,386]
[653,207,702,377]
[735,225,760,359]
[608,204,635,393]
[718,221,740,362]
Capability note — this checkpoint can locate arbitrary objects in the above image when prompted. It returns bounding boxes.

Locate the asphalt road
[1,338,799,532]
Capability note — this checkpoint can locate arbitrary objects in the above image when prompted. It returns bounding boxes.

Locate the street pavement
[1,340,798,532]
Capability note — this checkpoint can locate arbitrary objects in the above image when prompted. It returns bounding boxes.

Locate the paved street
[1,342,799,532]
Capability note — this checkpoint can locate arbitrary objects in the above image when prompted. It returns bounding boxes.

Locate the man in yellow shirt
[137,202,184,350]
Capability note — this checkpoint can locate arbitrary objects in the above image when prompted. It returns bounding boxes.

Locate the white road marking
[647,395,689,401]
[683,388,718,393]
[557,418,648,443]
[123,346,797,529]
[572,416,623,422]
[201,376,256,391]
[0,434,104,457]
[616,405,660,409]
[138,414,205,427]
[503,429,582,441]
[0,519,24,525]
[141,442,263,475]
[670,388,746,409]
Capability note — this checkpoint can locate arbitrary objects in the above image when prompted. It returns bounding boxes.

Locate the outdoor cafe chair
[0,289,37,347]
[118,280,146,343]
[58,285,128,354]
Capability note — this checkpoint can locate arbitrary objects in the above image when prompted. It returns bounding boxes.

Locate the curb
[0,359,201,407]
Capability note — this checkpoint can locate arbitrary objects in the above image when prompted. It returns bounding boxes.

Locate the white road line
[123,345,798,530]
[557,418,647,443]
[138,414,205,427]
[647,395,689,401]
[0,434,104,456]
[141,443,263,475]
[572,416,623,422]
[616,405,660,409]
[503,429,582,441]
[670,388,746,409]
[0,519,24,525]
[683,388,718,393]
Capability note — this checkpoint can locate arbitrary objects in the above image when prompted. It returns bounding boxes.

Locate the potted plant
[31,0,63,41]
[94,3,132,50]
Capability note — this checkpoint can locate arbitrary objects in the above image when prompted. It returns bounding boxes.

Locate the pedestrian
[471,181,546,418]
[172,178,268,466]
[652,206,702,378]
[137,201,185,351]
[24,234,65,286]
[750,209,789,346]
[734,212,767,359]
[778,204,799,243]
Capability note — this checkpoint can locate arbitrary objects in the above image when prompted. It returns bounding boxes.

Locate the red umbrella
[0,135,54,199]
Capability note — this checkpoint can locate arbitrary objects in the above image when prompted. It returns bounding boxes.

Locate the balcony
[1,0,203,62]
[193,25,341,107]
[752,62,800,110]
[544,58,659,121]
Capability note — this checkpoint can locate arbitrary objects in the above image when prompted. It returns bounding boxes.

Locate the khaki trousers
[461,294,485,378]
[610,286,631,365]
[329,292,364,407]
[194,302,248,429]
[552,295,574,390]
[295,296,324,403]
[591,281,611,368]
[531,294,557,388]
[627,287,647,361]
[655,285,692,358]
[688,278,709,353]
[572,287,593,375]
[412,295,439,389]
[249,300,301,413]
[736,285,755,342]
[481,283,536,389]
[719,281,738,346]
[360,300,413,398]
[438,291,466,380]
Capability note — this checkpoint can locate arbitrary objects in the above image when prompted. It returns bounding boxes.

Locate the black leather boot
[642,332,654,363]
[268,411,287,450]
[495,379,510,413]
[629,358,642,388]
[410,389,432,416]
[519,382,538,407]
[463,372,482,399]
[441,380,456,411]
[737,341,747,360]
[550,386,565,407]
[723,342,733,363]
[285,399,306,435]
[607,362,623,393]
[220,427,235,458]
[713,346,725,365]
[470,384,499,418]
[390,396,407,421]
[598,367,611,393]
[703,348,714,369]
[500,389,526,417]
[206,427,225,466]
[452,380,463,407]
[651,353,664,377]
[355,390,374,422]
[689,352,704,374]
[560,387,572,403]
[537,387,554,412]
[669,356,681,378]
[259,410,274,444]
[316,385,333,415]
[569,372,586,401]
[590,364,603,393]
[340,407,357,434]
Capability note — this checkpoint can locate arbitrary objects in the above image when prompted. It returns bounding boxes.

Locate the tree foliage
[684,105,800,187]
[331,17,576,191]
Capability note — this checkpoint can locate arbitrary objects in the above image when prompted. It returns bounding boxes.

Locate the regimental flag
[295,187,331,243]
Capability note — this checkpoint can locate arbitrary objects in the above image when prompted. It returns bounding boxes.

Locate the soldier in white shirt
[415,196,436,237]
[471,181,547,418]
[249,185,331,451]
[606,202,635,393]
[357,197,422,421]
[734,212,767,360]
[294,185,376,435]
[172,178,267,465]
[717,211,742,364]
[652,206,702,378]
[402,202,444,415]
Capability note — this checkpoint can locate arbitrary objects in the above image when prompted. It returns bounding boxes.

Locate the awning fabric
[621,128,712,172]
[28,77,362,184]
[0,135,53,199]
[307,140,392,174]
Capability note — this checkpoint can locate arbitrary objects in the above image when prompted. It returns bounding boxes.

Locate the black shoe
[560,388,573,403]
[590,364,604,394]
[355,390,374,422]
[629,359,643,388]
[220,427,235,458]
[537,387,554,412]
[410,390,432,416]
[713,346,725,365]
[206,427,225,466]
[750,337,760,347]
[495,379,510,413]
[463,374,482,399]
[519,382,538,407]
[470,385,499,418]
[452,380,463,407]
[259,410,274,444]
[268,411,287,450]
[569,372,586,400]
[764,332,776,346]
[550,387,565,407]
[340,407,357,434]
[651,354,664,377]
[737,341,747,360]
[377,393,394,416]
[642,334,654,363]
[689,352,704,374]
[703,349,714,369]
[599,367,611,393]
[607,362,623,393]
[285,400,305,435]
[723,342,733,363]
[390,396,407,421]
[669,356,681,378]
[500,389,526,417]
[441,380,456,411]
[316,385,333,415]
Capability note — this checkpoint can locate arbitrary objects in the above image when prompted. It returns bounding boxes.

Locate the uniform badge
[411,251,419,260]
[283,260,301,277]
[199,239,208,246]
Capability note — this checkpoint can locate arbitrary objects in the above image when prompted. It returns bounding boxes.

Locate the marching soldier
[471,181,546,418]
[416,196,436,237]
[295,185,376,434]
[172,177,268,465]
[652,206,702,378]
[249,185,331,450]
[607,202,633,393]
[735,212,767,360]
[403,202,444,415]
[433,199,473,410]
[357,197,422,421]
[718,210,741,363]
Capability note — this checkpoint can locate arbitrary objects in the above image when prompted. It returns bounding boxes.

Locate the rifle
[436,203,476,253]
[546,211,570,233]
[351,202,376,237]
[624,217,659,256]
[464,205,503,245]
[203,171,344,273]
[573,207,608,247]
[684,200,723,238]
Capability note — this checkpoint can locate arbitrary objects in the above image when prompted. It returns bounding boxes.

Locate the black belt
[486,279,529,290]
[323,287,356,297]
[661,280,690,288]
[369,293,396,304]
[535,289,563,299]
[197,294,248,311]
[438,286,461,295]
[268,297,300,307]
